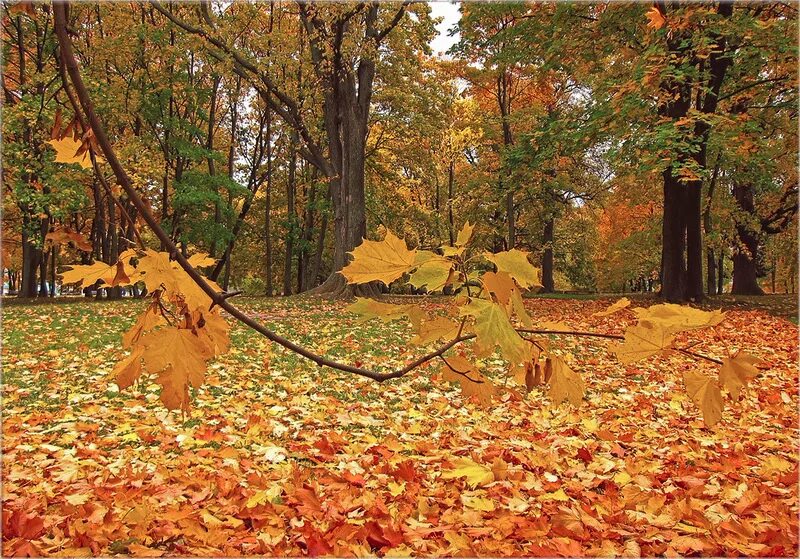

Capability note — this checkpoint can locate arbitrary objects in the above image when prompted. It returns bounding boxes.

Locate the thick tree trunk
[731,182,764,295]
[686,181,704,301]
[661,169,688,302]
[541,217,555,293]
[19,225,39,298]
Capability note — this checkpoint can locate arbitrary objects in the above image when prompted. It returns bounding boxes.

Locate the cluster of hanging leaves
[342,226,764,426]
[59,251,229,412]
[46,109,103,170]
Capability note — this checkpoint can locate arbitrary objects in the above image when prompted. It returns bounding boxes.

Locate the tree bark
[731,181,764,295]
[541,217,555,293]
[284,134,298,296]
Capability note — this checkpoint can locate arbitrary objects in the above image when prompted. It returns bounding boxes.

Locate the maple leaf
[633,304,725,335]
[440,356,496,406]
[408,251,453,292]
[47,137,93,169]
[135,250,183,294]
[122,302,165,349]
[194,309,231,356]
[440,456,494,488]
[140,327,211,410]
[45,228,92,252]
[593,297,631,317]
[483,249,542,289]
[719,352,762,400]
[410,315,460,345]
[455,221,475,247]
[646,6,666,30]
[610,322,674,364]
[547,356,585,407]
[683,370,724,427]
[60,260,131,288]
[113,347,144,390]
[510,289,533,328]
[461,495,495,512]
[340,230,416,285]
[186,252,216,268]
[461,298,527,364]
[481,271,515,308]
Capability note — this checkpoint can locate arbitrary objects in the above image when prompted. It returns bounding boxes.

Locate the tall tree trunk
[731,181,764,295]
[497,68,515,249]
[264,99,274,297]
[447,160,455,246]
[703,158,720,295]
[19,221,40,298]
[661,169,688,302]
[207,75,220,258]
[541,217,555,293]
[284,134,298,296]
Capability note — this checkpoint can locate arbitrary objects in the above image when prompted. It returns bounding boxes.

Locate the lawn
[2,296,798,556]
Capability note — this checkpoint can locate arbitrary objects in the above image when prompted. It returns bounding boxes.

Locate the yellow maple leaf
[113,347,144,390]
[60,260,130,288]
[483,249,542,289]
[592,297,631,317]
[340,230,416,285]
[140,327,211,410]
[683,370,723,427]
[481,271,515,308]
[610,322,674,364]
[440,356,497,407]
[193,309,231,357]
[547,356,585,407]
[409,251,453,292]
[186,252,216,268]
[719,352,762,400]
[461,495,495,512]
[537,488,570,502]
[47,137,93,169]
[461,298,527,364]
[410,316,460,346]
[455,221,475,247]
[122,302,165,349]
[440,457,495,488]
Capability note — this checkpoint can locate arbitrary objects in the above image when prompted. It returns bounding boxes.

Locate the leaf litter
[2,297,797,556]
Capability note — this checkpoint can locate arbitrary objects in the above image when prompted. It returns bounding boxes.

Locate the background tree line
[2,1,796,301]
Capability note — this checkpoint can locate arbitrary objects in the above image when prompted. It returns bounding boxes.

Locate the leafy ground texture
[2,296,798,557]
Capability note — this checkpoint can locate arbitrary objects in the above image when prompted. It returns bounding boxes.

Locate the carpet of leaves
[3,296,798,557]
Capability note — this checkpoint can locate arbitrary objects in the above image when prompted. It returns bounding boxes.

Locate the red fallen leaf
[610,442,626,457]
[4,509,45,540]
[733,487,761,516]
[6,540,43,557]
[596,429,615,441]
[341,471,366,487]
[194,426,224,441]
[576,447,593,464]
[313,437,337,457]
[365,520,405,548]
[289,486,324,519]
[301,527,333,557]
[392,460,417,482]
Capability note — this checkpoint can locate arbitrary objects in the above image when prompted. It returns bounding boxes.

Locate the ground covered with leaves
[3,296,798,557]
